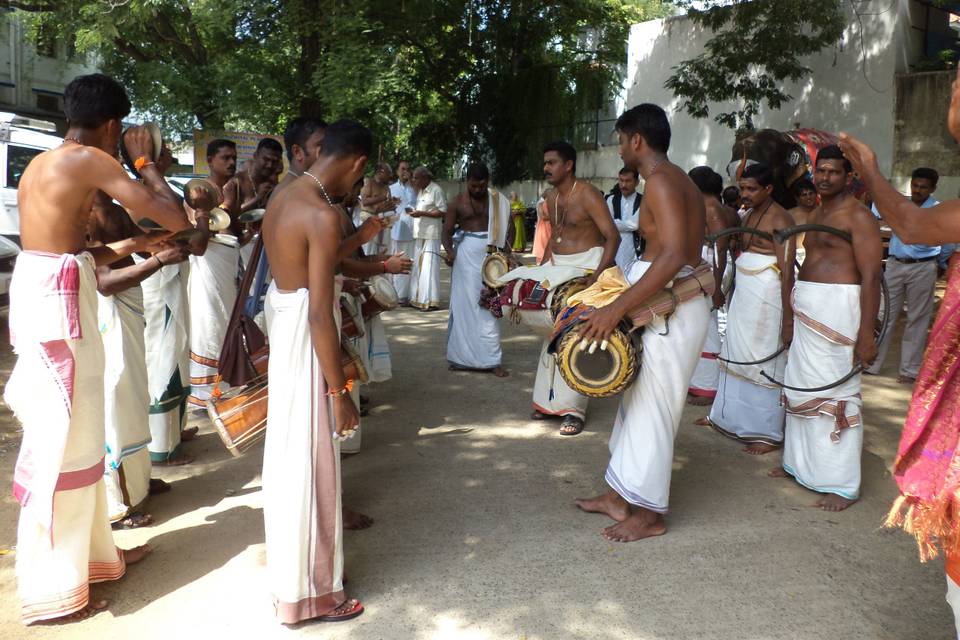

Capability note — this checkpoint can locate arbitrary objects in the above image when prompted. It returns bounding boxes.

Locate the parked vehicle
[0,112,62,246]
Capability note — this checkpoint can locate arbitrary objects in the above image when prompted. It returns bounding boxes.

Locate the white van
[0,111,63,245]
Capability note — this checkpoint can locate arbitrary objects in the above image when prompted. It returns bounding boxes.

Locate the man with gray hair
[409,166,447,310]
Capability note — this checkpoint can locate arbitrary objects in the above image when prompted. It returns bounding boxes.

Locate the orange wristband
[134,156,155,171]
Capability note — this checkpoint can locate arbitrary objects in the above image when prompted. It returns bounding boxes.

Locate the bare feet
[122,544,152,565]
[768,467,790,478]
[152,452,194,467]
[343,507,374,530]
[686,393,713,406]
[815,494,858,512]
[897,375,917,385]
[492,366,509,378]
[180,426,199,442]
[743,442,781,456]
[112,513,153,530]
[601,509,667,542]
[694,417,712,428]
[575,490,630,522]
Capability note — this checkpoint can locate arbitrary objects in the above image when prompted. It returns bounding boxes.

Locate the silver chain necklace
[303,171,334,206]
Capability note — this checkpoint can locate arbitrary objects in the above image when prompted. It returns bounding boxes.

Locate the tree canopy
[15,0,860,181]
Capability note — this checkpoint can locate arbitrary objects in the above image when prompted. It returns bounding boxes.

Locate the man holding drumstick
[574,103,710,542]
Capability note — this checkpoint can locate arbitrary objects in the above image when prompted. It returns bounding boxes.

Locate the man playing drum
[359,162,399,256]
[574,103,710,542]
[260,120,370,624]
[705,163,795,453]
[7,73,196,623]
[529,141,619,436]
[442,162,513,377]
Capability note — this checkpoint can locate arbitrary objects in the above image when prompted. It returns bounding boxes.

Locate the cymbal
[171,228,206,245]
[184,178,222,211]
[238,208,265,223]
[207,207,232,232]
[120,121,163,168]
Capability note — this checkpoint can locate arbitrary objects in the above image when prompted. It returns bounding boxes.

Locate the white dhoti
[782,281,863,500]
[140,261,190,462]
[187,236,240,406]
[447,232,502,370]
[99,287,151,520]
[688,309,720,400]
[263,283,345,623]
[525,247,604,419]
[409,238,442,310]
[390,238,414,303]
[606,260,710,512]
[709,252,786,445]
[6,251,125,624]
[365,315,392,383]
[340,293,366,455]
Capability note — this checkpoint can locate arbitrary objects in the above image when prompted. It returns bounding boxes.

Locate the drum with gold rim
[481,252,511,289]
[360,275,399,320]
[554,322,639,398]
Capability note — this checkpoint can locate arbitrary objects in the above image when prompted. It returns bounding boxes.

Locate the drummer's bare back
[636,164,705,266]
[545,183,616,256]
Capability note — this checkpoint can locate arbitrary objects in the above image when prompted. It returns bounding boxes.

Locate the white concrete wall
[561,0,926,195]
[618,1,912,184]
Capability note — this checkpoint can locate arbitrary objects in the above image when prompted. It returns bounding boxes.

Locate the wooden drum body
[207,378,268,458]
[554,322,639,398]
[482,252,510,289]
[360,275,399,320]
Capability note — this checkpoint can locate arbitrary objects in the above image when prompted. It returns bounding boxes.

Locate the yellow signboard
[192,129,286,176]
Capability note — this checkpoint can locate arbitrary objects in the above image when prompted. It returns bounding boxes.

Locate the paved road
[0,267,953,639]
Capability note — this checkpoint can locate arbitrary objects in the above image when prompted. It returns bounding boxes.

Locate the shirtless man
[530,140,619,435]
[359,162,399,255]
[769,145,881,511]
[260,119,372,624]
[705,163,795,453]
[8,73,201,623]
[573,103,710,541]
[686,166,738,407]
[236,138,283,212]
[442,163,513,377]
[787,178,817,263]
[89,188,192,528]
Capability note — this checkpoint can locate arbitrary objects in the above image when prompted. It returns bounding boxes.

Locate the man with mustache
[529,140,619,436]
[769,144,881,512]
[706,163,794,454]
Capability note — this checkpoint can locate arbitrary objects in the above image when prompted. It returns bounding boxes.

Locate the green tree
[664,0,846,129]
[13,0,666,183]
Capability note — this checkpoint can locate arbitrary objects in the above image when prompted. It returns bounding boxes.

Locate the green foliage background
[16,1,861,182]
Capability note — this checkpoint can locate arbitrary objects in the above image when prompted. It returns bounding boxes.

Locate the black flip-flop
[317,599,364,622]
[559,416,584,436]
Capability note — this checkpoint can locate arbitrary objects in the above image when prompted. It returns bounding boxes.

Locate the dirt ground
[0,264,954,639]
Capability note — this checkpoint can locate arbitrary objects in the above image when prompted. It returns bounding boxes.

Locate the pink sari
[886,254,960,560]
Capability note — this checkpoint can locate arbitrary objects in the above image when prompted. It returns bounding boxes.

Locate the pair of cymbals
[183,179,232,231]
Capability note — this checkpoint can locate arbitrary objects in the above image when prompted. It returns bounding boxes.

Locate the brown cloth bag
[217,234,267,388]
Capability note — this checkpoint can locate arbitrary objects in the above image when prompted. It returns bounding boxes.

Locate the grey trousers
[866,258,937,378]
